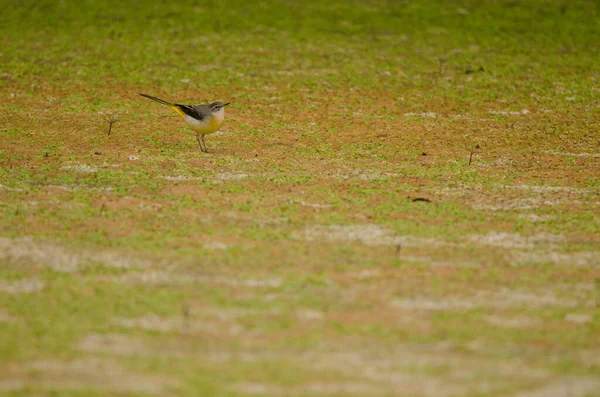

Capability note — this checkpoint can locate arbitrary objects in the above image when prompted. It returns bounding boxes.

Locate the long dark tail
[140,93,186,118]
[139,93,173,106]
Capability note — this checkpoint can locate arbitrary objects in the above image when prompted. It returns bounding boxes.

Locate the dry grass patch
[0,236,148,272]
[2,358,177,395]
[0,278,44,294]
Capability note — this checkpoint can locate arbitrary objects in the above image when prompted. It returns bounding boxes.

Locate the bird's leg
[195,134,206,152]
[201,135,209,153]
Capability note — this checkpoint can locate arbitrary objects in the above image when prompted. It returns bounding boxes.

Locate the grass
[1,0,600,396]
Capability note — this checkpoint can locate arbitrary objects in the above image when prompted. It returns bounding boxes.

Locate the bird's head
[209,102,230,112]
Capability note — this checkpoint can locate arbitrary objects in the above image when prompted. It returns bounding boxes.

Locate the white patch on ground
[432,185,483,196]
[232,382,281,395]
[488,109,530,115]
[302,224,570,256]
[0,236,145,272]
[303,382,381,394]
[469,232,565,249]
[214,172,249,181]
[435,184,597,212]
[133,202,161,213]
[106,270,177,285]
[355,269,382,280]
[202,240,230,250]
[484,315,538,328]
[253,216,291,227]
[517,214,556,222]
[67,334,597,397]
[542,150,600,158]
[570,282,596,292]
[404,112,437,118]
[106,270,282,288]
[302,224,445,247]
[60,164,98,173]
[111,315,182,333]
[494,289,583,308]
[202,350,284,363]
[222,277,282,288]
[564,313,592,324]
[4,358,176,394]
[0,278,44,294]
[307,345,549,397]
[296,309,325,320]
[512,251,599,266]
[157,175,201,181]
[398,255,482,267]
[298,367,463,396]
[513,377,600,397]
[185,342,570,395]
[320,167,399,181]
[472,198,560,211]
[391,288,582,310]
[197,306,265,319]
[390,297,478,311]
[356,170,399,180]
[231,381,381,395]
[111,314,244,335]
[303,224,392,245]
[499,184,595,194]
[295,200,331,209]
[45,184,114,192]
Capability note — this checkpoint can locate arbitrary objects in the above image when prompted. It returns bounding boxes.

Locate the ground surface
[1,1,599,396]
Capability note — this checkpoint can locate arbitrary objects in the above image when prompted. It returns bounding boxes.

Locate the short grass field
[1,0,599,395]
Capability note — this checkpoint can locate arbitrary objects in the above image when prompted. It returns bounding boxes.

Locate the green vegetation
[1,0,599,396]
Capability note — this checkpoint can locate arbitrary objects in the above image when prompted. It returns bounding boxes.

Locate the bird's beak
[223,102,230,107]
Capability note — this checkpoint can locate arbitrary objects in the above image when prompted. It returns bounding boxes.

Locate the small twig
[468,144,481,166]
[105,114,119,135]
[438,58,447,75]
[181,303,190,334]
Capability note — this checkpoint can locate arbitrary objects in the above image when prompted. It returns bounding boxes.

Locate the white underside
[183,114,210,129]
[183,108,225,134]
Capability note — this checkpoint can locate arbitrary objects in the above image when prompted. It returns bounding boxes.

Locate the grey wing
[174,104,211,121]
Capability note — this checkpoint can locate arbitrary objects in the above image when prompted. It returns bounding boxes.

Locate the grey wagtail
[140,93,230,153]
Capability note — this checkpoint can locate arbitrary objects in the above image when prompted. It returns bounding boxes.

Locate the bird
[139,93,230,153]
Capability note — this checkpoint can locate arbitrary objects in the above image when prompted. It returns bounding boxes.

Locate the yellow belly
[170,106,224,135]
[193,115,223,135]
